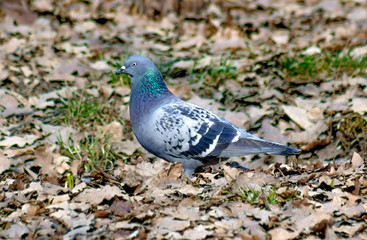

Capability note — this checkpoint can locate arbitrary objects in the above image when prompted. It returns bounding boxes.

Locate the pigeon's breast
[129,96,181,159]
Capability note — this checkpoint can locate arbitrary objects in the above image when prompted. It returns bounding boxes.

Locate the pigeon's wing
[154,102,300,160]
[153,103,241,159]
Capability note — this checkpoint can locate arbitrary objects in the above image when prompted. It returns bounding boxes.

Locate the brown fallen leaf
[166,162,184,179]
[301,136,331,152]
[0,152,11,174]
[161,204,201,221]
[9,177,25,191]
[182,225,214,240]
[214,218,242,231]
[153,216,190,232]
[94,210,110,218]
[269,227,299,240]
[334,222,366,237]
[312,218,334,235]
[26,203,41,217]
[50,194,70,204]
[33,144,70,177]
[282,105,315,130]
[74,185,123,206]
[351,152,364,169]
[96,121,124,141]
[110,199,133,217]
[340,203,366,219]
[0,135,39,148]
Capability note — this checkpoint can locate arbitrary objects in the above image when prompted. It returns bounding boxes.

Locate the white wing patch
[232,132,240,142]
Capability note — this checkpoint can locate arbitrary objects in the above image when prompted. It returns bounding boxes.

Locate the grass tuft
[237,185,295,206]
[335,113,367,158]
[66,173,75,189]
[52,90,120,129]
[58,133,120,172]
[189,58,237,87]
[238,186,260,204]
[280,51,367,82]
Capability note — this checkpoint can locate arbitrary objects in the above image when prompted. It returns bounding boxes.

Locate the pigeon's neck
[131,70,171,101]
[130,70,172,122]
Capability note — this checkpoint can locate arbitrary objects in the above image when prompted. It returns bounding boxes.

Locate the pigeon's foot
[229,161,248,171]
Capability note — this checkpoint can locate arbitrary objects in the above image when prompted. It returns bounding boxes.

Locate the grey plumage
[116,55,300,177]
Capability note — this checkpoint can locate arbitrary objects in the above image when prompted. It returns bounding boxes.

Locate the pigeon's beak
[115,65,126,75]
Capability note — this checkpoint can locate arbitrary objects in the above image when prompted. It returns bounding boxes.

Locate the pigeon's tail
[216,137,301,158]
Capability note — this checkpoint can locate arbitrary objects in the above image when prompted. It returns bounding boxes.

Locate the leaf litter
[0,0,367,239]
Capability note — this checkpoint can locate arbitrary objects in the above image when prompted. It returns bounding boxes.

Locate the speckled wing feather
[153,102,241,160]
[153,101,300,162]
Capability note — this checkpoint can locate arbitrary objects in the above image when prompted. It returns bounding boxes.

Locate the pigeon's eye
[131,62,137,67]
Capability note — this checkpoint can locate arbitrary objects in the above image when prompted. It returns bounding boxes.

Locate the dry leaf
[282,105,315,130]
[351,152,364,169]
[0,135,39,148]
[74,185,123,206]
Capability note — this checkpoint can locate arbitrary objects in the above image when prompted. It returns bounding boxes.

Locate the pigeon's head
[115,55,159,78]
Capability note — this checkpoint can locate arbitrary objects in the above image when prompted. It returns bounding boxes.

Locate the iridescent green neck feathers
[131,70,170,100]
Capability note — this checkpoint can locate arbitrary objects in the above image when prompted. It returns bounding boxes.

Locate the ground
[0,0,366,239]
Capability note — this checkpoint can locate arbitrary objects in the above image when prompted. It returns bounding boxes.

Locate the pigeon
[115,55,300,177]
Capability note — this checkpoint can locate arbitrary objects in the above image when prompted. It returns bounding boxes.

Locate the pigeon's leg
[182,159,204,178]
